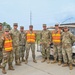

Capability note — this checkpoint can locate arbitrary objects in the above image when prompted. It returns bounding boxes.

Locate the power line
[30,11,32,25]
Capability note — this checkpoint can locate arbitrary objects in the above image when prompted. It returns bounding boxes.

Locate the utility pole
[30,11,32,25]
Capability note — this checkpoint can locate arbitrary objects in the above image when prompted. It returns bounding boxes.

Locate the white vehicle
[72,43,75,65]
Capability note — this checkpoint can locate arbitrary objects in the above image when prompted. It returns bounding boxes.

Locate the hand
[1,37,4,40]
[40,42,42,45]
[49,42,51,45]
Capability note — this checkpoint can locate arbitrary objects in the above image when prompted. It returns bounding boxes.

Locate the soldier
[10,23,21,65]
[25,25,37,64]
[2,28,14,74]
[40,24,51,64]
[62,26,75,70]
[51,24,62,65]
[0,23,3,68]
[19,26,26,62]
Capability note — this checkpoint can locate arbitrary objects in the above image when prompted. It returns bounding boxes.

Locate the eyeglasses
[5,31,9,32]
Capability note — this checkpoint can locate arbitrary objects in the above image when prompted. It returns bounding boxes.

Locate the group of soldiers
[0,23,37,74]
[0,22,75,74]
[40,24,75,70]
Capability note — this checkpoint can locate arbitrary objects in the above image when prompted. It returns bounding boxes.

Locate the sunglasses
[5,31,9,32]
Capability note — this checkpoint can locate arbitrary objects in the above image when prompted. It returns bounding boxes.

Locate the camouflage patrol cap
[4,28,9,32]
[13,23,18,26]
[29,25,33,27]
[64,26,68,29]
[43,24,46,27]
[20,26,24,29]
[55,23,59,26]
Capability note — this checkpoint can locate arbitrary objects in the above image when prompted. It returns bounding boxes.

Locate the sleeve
[40,31,42,42]
[51,31,53,43]
[35,32,37,41]
[19,32,21,41]
[24,32,26,44]
[25,31,27,41]
[60,30,63,41]
[9,30,13,38]
[70,32,75,42]
[48,31,52,42]
[1,35,5,48]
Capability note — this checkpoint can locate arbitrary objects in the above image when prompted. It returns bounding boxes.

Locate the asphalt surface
[0,45,75,75]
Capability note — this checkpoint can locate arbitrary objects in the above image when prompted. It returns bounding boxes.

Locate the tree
[2,22,12,30]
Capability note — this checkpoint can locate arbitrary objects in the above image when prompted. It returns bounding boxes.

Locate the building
[47,23,75,35]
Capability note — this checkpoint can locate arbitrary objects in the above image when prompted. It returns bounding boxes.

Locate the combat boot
[47,58,50,64]
[33,59,37,63]
[62,63,68,67]
[2,67,7,74]
[19,58,21,63]
[15,60,21,66]
[51,59,57,64]
[0,63,2,68]
[58,60,62,66]
[25,59,28,64]
[41,58,46,63]
[8,65,15,70]
[69,64,73,70]
[22,57,25,62]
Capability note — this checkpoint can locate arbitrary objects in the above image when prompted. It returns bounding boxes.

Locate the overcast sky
[0,0,75,30]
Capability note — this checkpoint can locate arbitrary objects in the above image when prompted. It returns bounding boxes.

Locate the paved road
[0,45,75,75]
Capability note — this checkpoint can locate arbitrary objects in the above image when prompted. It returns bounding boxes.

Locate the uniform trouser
[0,48,3,63]
[2,50,13,68]
[13,46,20,62]
[41,43,50,59]
[62,44,72,64]
[26,43,35,60]
[53,44,62,61]
[19,46,25,58]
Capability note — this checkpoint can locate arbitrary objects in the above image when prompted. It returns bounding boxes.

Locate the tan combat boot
[33,59,37,63]
[41,58,46,63]
[22,57,25,62]
[2,67,7,74]
[58,60,62,66]
[15,60,21,66]
[62,63,68,67]
[51,59,57,64]
[0,63,2,68]
[69,64,73,70]
[8,65,15,70]
[25,59,28,64]
[47,58,50,64]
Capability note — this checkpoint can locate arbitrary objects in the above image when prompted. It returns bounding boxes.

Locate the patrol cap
[4,28,9,32]
[13,23,18,26]
[64,26,68,29]
[20,26,24,29]
[55,23,59,26]
[29,25,33,27]
[43,24,46,27]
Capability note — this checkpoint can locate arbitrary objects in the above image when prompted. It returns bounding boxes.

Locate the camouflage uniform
[2,28,14,74]
[10,27,20,65]
[25,25,37,64]
[62,31,75,64]
[2,50,13,68]
[19,26,26,62]
[53,35,62,61]
[40,25,51,63]
[52,30,62,64]
[0,30,3,66]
